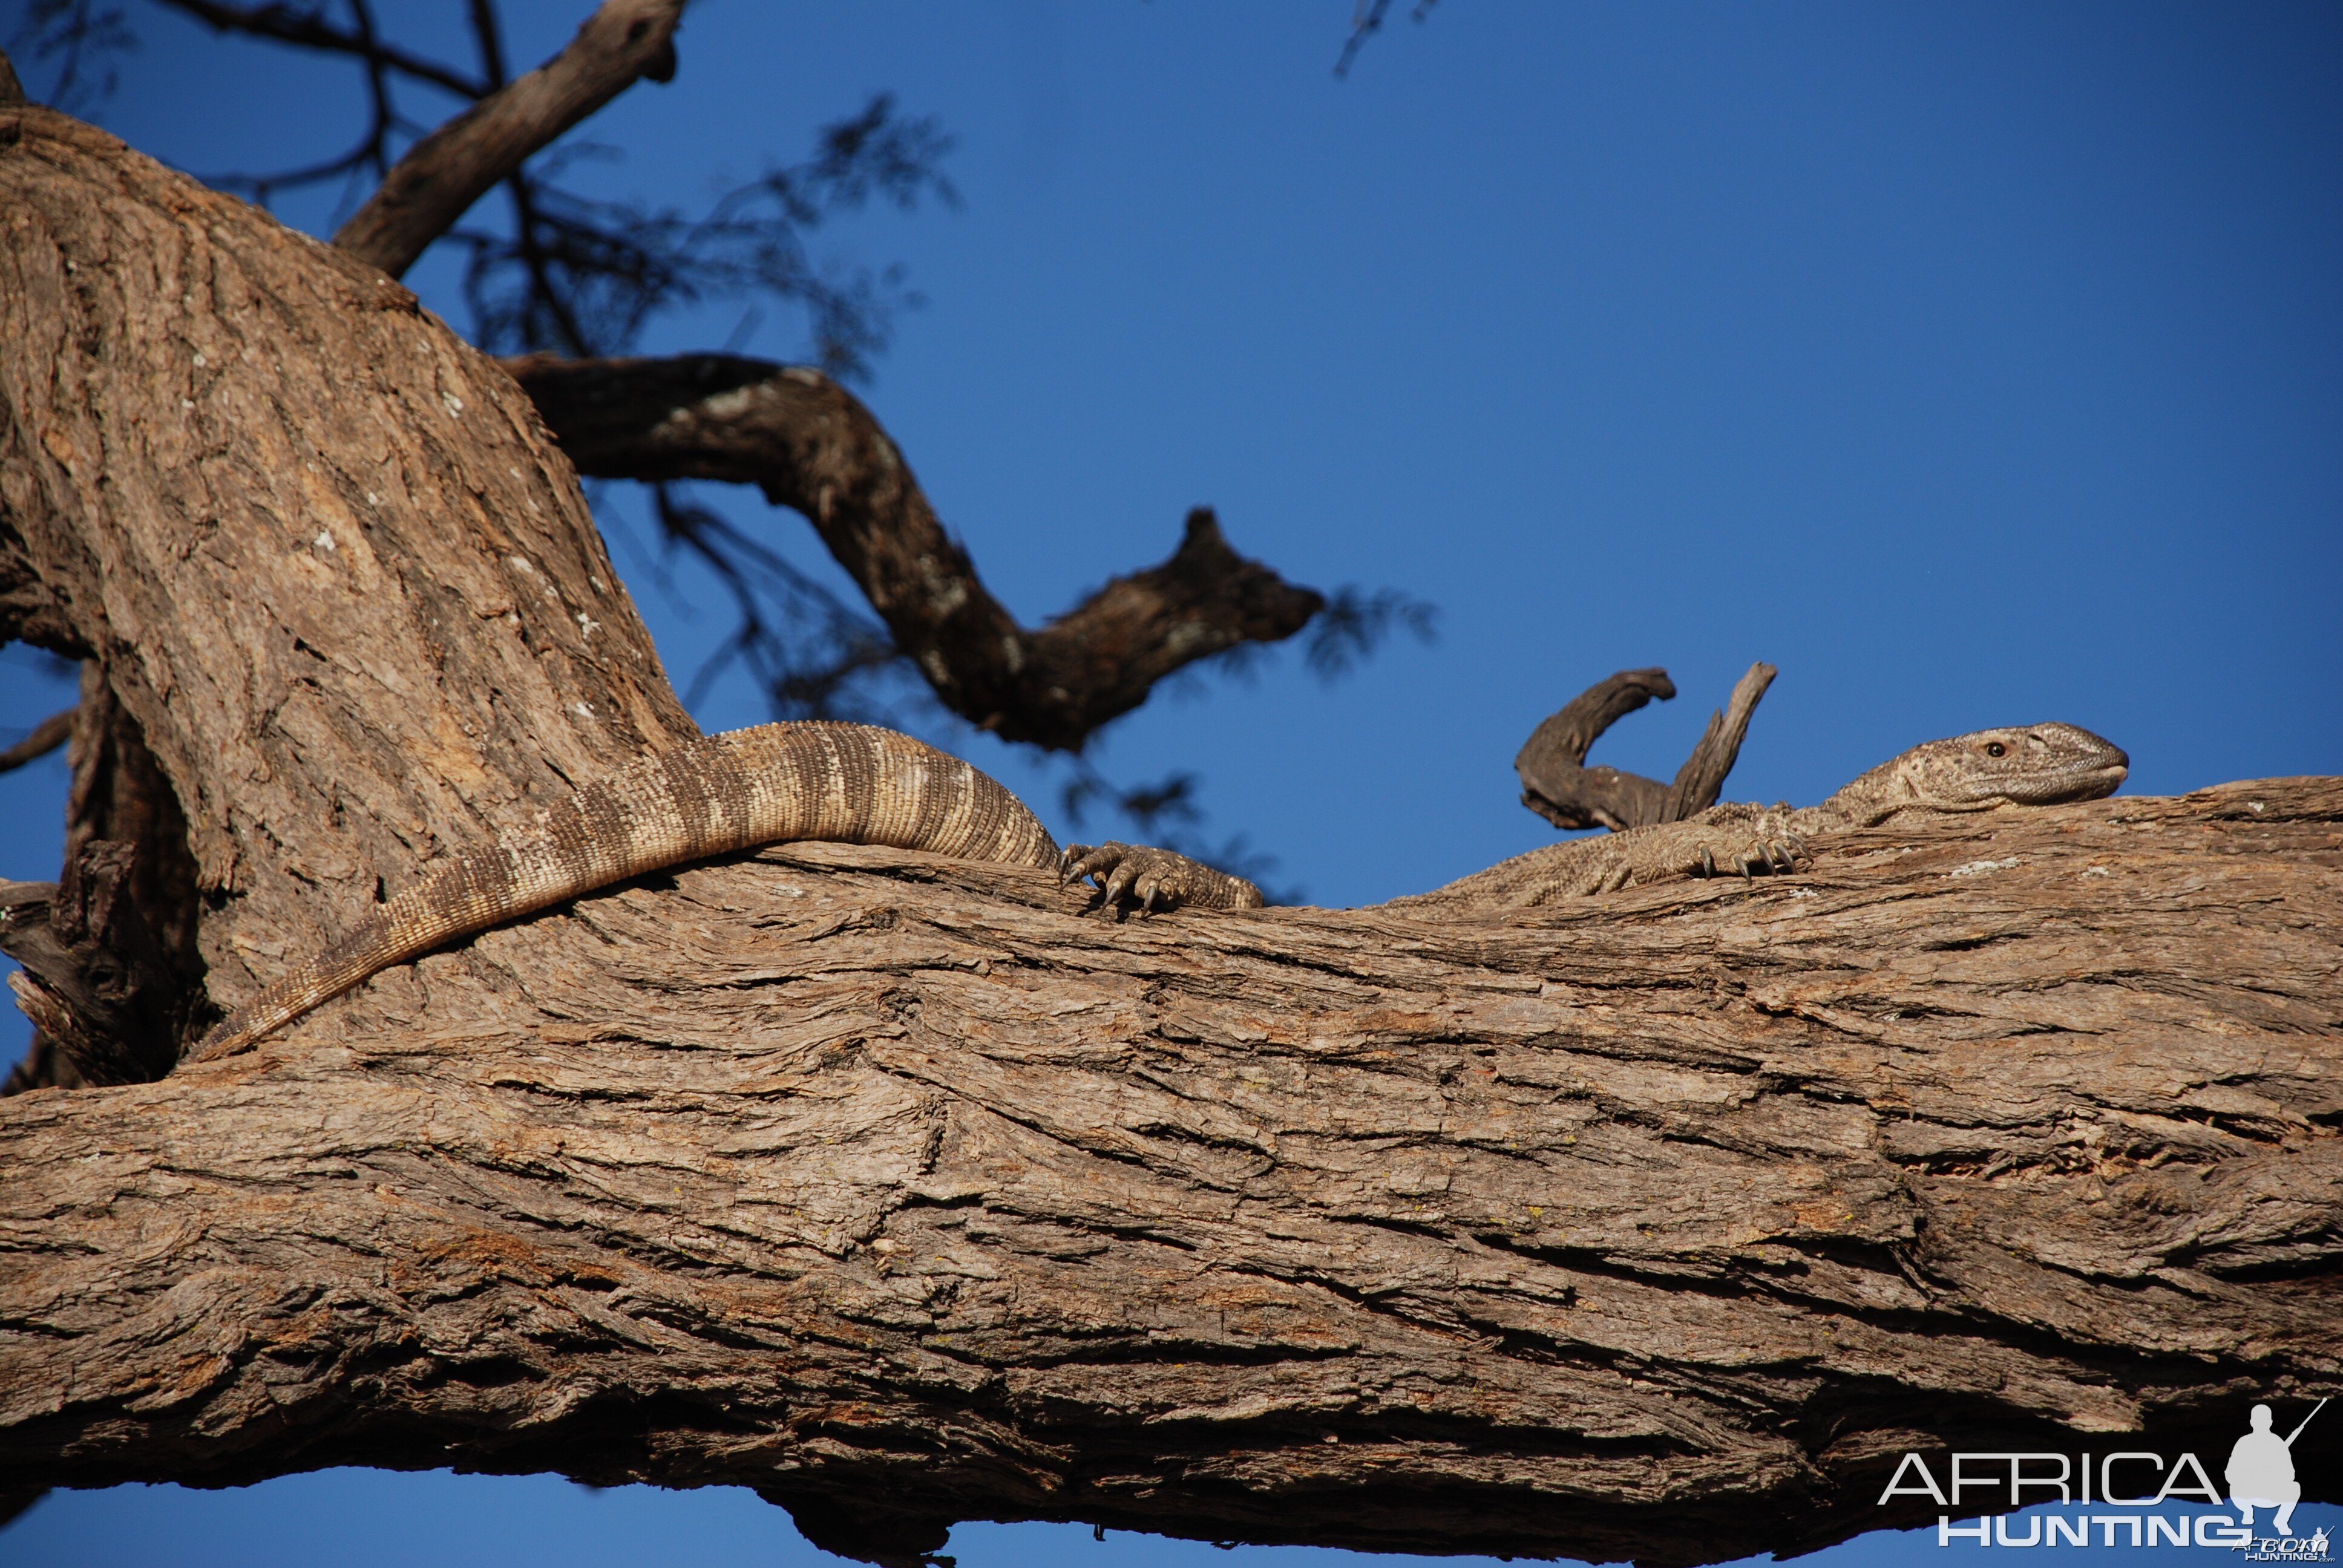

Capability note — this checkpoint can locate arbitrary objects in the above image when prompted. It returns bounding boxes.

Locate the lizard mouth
[2013,729,2129,804]
[2017,756,2127,803]
[1986,755,2128,806]
[2066,760,2129,800]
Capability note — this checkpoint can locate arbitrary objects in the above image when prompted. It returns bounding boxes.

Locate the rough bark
[0,666,208,1090]
[2,789,2339,1565]
[503,352,1326,751]
[330,0,684,279]
[0,104,698,1037]
[1,102,2339,1568]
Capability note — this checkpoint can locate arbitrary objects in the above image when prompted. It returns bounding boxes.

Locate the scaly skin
[1069,722,2131,918]
[194,720,2126,1060]
[192,722,1060,1060]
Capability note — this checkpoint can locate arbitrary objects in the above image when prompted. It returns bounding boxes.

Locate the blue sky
[1,2,2338,1563]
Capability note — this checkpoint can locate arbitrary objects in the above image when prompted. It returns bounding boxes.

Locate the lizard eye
[1985,742,2007,757]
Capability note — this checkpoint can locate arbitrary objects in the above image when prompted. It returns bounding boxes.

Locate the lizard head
[1890,722,2131,809]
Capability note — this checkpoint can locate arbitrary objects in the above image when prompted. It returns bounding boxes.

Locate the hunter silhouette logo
[1878,1395,2332,1552]
[2229,1399,2322,1537]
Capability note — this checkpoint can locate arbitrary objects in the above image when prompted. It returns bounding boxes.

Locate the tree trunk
[1,105,2337,1568]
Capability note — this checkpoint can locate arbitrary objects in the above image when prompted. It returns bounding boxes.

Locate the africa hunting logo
[1878,1398,2329,1553]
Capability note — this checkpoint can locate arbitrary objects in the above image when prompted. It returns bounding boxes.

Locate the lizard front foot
[1611,811,1806,892]
[1060,842,1267,913]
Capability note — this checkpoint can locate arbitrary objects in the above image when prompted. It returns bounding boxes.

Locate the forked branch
[1516,661,1776,831]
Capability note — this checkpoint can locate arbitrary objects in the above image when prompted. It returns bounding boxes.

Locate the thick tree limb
[331,0,683,279]
[1518,664,1777,832]
[1,102,2336,1568]
[1,788,2338,1565]
[504,352,1327,750]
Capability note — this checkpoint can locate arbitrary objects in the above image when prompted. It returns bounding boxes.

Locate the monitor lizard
[191,720,2125,1060]
[1061,720,2129,916]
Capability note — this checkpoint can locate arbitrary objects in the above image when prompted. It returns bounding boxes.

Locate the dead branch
[1,100,2336,1568]
[503,352,1327,750]
[1518,662,1776,831]
[0,1025,82,1097]
[332,0,683,279]
[0,663,205,1089]
[1515,666,1677,830]
[0,707,70,774]
[1663,660,1777,818]
[0,844,176,1086]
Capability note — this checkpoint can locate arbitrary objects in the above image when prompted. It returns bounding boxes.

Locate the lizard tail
[190,722,1058,1062]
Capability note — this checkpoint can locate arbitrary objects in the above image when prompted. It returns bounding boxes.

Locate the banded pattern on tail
[192,722,1060,1060]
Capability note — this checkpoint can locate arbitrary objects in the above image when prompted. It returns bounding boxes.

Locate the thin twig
[154,0,487,99]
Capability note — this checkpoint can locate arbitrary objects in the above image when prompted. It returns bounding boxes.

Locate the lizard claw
[1058,841,1268,914]
[1614,813,1812,891]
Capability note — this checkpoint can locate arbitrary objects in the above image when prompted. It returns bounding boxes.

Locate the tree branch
[1663,659,1777,819]
[2,788,2338,1564]
[0,843,177,1086]
[332,0,682,279]
[1514,667,1678,831]
[0,707,70,774]
[0,105,700,1033]
[1334,0,1441,79]
[1517,663,1776,832]
[502,352,1327,750]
